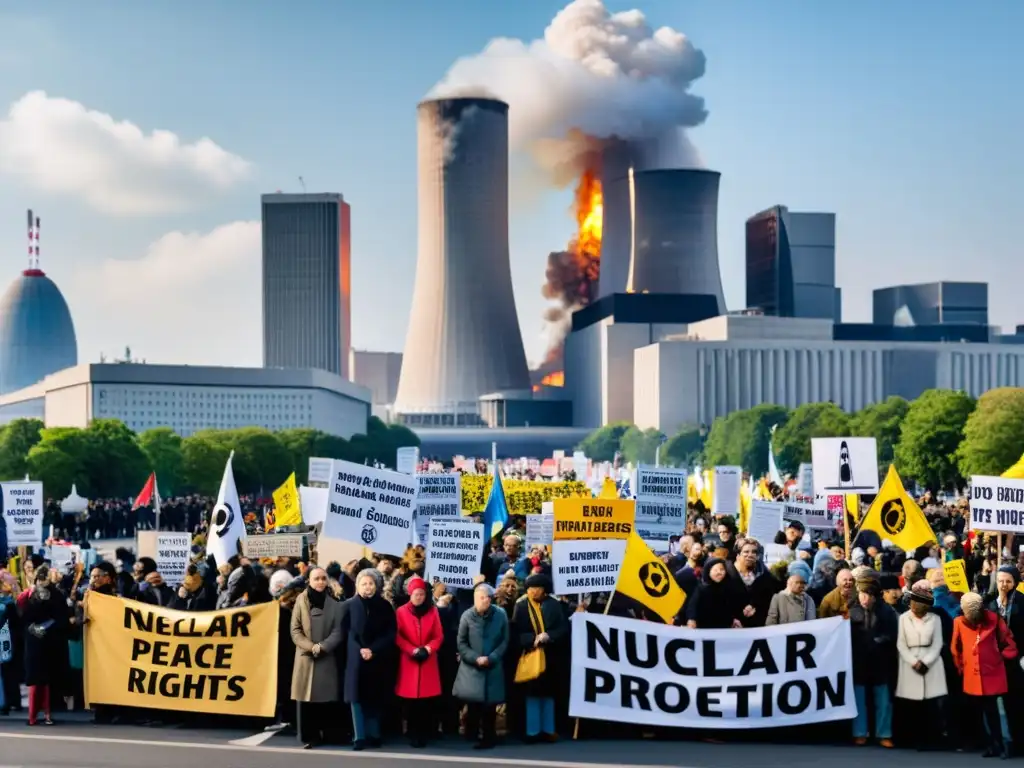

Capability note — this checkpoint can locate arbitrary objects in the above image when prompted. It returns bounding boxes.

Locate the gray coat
[290,591,344,702]
[453,605,509,704]
[765,590,816,626]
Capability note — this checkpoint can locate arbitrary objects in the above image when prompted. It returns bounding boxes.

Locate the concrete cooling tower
[394,97,531,424]
[598,162,726,314]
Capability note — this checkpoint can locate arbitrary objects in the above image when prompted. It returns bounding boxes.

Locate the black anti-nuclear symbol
[212,501,235,539]
[361,524,378,545]
[880,499,907,536]
[639,560,671,598]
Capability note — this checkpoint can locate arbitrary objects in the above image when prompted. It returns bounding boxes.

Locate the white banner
[307,457,333,486]
[47,544,81,574]
[552,539,626,594]
[748,501,784,544]
[426,519,484,589]
[811,437,879,496]
[712,466,742,516]
[1,481,43,546]
[970,475,1024,534]
[783,501,837,530]
[526,510,554,550]
[396,446,420,476]
[414,473,462,543]
[635,467,687,525]
[570,613,855,729]
[324,459,417,557]
[156,533,192,586]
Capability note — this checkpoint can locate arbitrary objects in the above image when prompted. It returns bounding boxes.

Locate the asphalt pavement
[0,716,982,768]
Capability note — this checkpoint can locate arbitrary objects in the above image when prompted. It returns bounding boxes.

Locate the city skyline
[0,1,1019,369]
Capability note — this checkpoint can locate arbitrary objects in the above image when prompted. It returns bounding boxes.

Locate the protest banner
[712,466,741,516]
[323,459,417,556]
[525,504,554,550]
[47,544,81,574]
[1,481,43,546]
[553,499,634,594]
[969,476,1024,534]
[782,501,836,530]
[242,533,308,559]
[396,446,420,476]
[748,501,784,544]
[635,467,687,547]
[84,592,278,717]
[414,473,462,543]
[570,613,854,729]
[426,519,484,589]
[307,457,333,487]
[798,464,814,497]
[943,559,970,593]
[155,533,191,586]
[811,437,879,496]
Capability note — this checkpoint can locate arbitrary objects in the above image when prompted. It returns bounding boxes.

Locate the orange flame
[541,371,564,387]
[572,169,603,293]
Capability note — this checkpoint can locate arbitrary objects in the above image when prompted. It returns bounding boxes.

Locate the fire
[541,371,564,387]
[572,169,603,295]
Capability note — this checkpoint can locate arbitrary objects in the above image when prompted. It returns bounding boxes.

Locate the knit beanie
[787,560,812,583]
[961,592,984,613]
[856,571,881,597]
[909,580,934,605]
[998,564,1020,586]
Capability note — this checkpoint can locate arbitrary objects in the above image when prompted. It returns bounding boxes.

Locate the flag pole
[153,474,160,533]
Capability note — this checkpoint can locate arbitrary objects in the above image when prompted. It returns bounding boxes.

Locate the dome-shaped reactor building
[0,212,78,395]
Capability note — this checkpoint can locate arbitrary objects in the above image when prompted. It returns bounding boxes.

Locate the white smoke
[428,0,708,182]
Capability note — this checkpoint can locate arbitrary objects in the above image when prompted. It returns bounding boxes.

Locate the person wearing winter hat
[953,592,1018,758]
[766,560,815,625]
[849,569,898,747]
[394,576,443,748]
[22,565,68,726]
[895,580,948,747]
[513,572,567,744]
[454,581,509,750]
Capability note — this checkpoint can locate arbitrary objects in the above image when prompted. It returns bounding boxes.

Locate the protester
[766,560,815,625]
[342,568,396,751]
[290,566,343,749]
[454,582,509,750]
[394,576,443,748]
[952,592,1018,759]
[731,538,779,627]
[848,571,897,747]
[21,566,68,726]
[512,573,567,744]
[687,557,744,629]
[895,580,948,747]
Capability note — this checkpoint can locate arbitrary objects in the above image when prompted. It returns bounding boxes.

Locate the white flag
[208,452,245,566]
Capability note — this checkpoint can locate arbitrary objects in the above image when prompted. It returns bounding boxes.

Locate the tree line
[0,417,421,499]
[578,387,1024,492]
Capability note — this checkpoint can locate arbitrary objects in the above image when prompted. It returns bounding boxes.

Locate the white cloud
[0,91,252,215]
[72,221,262,366]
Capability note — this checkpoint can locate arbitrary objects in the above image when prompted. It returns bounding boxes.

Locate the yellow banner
[273,471,302,528]
[84,592,279,717]
[943,559,970,593]
[461,476,591,515]
[553,498,634,541]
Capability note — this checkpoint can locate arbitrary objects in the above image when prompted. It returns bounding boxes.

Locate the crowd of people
[1,486,1022,756]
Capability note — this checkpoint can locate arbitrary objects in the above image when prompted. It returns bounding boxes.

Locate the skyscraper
[261,193,351,378]
[394,97,531,424]
[872,282,988,327]
[745,206,839,321]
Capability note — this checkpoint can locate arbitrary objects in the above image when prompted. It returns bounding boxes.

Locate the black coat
[511,596,569,698]
[341,595,396,707]
[21,589,70,686]
[172,585,215,612]
[277,604,296,705]
[687,578,746,629]
[848,600,898,687]
[729,565,781,628]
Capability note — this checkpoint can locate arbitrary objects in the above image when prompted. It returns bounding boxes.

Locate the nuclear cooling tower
[598,164,726,314]
[394,98,531,423]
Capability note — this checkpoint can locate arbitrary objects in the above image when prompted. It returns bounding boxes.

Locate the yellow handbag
[514,600,547,683]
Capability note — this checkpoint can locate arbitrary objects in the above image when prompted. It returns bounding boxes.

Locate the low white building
[0,363,371,438]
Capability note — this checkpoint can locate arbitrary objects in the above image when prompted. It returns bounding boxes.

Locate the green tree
[0,418,44,480]
[848,396,910,467]
[138,427,183,494]
[181,430,234,495]
[619,426,666,465]
[773,402,851,475]
[662,426,705,467]
[81,419,152,498]
[26,427,93,498]
[703,404,790,476]
[277,428,326,484]
[577,422,632,462]
[232,427,294,494]
[895,389,976,491]
[957,387,1024,478]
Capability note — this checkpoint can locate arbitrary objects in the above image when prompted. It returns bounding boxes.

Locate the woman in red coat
[952,592,1018,758]
[394,576,443,748]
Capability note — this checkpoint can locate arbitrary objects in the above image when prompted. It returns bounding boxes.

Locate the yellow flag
[699,469,712,509]
[1003,453,1024,480]
[614,532,686,624]
[738,481,752,534]
[860,464,936,550]
[599,477,618,499]
[272,472,302,528]
[845,494,860,523]
[687,475,698,505]
[754,478,773,501]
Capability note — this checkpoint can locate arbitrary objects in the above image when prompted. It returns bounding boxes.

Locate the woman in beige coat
[895,580,948,747]
[291,567,343,749]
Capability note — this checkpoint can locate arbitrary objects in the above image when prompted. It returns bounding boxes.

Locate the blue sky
[0,1,1019,368]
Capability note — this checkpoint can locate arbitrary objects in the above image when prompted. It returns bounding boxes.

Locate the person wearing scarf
[394,576,443,748]
[341,568,396,751]
[290,567,343,749]
[953,592,1018,759]
[512,573,568,743]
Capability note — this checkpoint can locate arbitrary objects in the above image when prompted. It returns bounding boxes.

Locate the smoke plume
[428,0,709,181]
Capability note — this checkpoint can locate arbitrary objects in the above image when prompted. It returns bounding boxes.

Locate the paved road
[0,718,979,768]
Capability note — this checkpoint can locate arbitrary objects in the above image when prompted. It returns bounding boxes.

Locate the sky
[0,1,1020,369]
